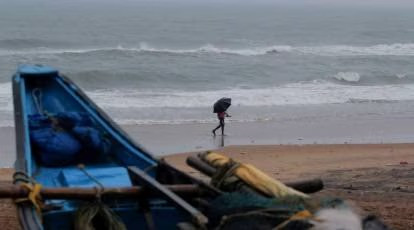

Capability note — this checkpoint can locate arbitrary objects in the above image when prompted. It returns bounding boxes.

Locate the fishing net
[206,191,314,230]
[200,152,364,229]
[74,202,126,230]
[204,152,308,199]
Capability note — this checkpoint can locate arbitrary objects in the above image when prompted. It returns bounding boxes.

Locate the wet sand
[3,111,414,167]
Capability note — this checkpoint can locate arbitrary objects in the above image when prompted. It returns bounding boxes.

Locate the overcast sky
[2,0,414,5]
[1,0,414,11]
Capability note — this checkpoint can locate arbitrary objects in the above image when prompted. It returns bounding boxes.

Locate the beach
[1,143,413,229]
[169,144,414,229]
[1,1,414,229]
[1,108,414,229]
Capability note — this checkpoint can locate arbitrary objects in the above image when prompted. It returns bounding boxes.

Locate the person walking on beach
[212,97,232,136]
[212,111,231,136]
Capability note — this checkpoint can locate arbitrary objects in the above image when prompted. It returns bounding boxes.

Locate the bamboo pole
[0,184,202,200]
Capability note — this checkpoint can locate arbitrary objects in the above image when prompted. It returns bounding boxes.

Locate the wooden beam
[128,166,208,227]
[0,184,202,200]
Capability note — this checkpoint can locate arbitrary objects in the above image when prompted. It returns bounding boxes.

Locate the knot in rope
[14,182,43,214]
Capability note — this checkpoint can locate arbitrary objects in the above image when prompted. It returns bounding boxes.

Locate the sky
[2,0,414,5]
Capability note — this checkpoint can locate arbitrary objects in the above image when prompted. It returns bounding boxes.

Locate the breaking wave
[2,81,414,113]
[0,83,13,112]
[1,81,414,127]
[346,98,398,104]
[2,43,414,57]
[85,82,414,109]
[333,72,361,83]
[329,72,414,85]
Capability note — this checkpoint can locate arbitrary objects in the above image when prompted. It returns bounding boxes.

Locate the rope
[32,88,63,130]
[13,171,34,184]
[216,208,293,230]
[77,164,105,192]
[74,202,127,230]
[13,172,44,214]
[74,165,127,230]
[32,88,44,114]
[210,160,240,189]
[273,210,314,230]
[14,183,43,214]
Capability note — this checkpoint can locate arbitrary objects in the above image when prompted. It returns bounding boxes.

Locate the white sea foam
[2,81,414,126]
[333,72,361,82]
[396,73,407,79]
[2,43,414,57]
[2,81,414,113]
[86,82,414,109]
[294,43,414,56]
[133,42,292,56]
[0,83,13,111]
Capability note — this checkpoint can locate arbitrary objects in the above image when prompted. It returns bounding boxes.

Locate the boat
[12,65,219,230]
[11,65,328,230]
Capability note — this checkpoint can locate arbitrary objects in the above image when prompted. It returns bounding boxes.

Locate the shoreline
[2,111,414,167]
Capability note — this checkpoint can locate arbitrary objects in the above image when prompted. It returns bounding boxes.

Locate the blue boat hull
[13,65,216,230]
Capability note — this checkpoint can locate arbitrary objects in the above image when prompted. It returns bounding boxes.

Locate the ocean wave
[0,43,287,57]
[347,98,398,104]
[329,72,414,85]
[133,43,289,56]
[295,43,414,56]
[1,81,414,127]
[1,81,414,114]
[396,74,407,79]
[0,83,13,112]
[2,43,414,57]
[333,72,361,83]
[85,82,414,109]
[0,47,111,56]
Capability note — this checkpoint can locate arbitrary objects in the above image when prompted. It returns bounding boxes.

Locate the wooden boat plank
[128,166,208,227]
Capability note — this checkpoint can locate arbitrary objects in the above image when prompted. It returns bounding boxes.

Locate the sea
[1,0,414,128]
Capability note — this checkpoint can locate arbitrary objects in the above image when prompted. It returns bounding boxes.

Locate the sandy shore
[1,143,413,229]
[165,144,414,229]
[0,168,19,230]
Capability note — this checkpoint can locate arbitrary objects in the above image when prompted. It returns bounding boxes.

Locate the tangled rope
[74,201,126,230]
[14,182,43,213]
[13,171,44,214]
[74,165,127,230]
